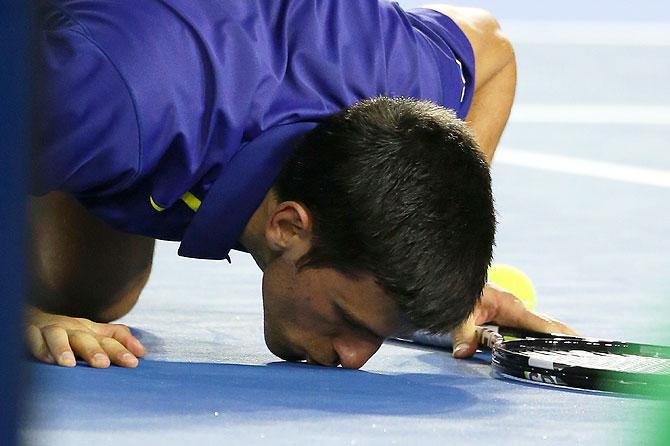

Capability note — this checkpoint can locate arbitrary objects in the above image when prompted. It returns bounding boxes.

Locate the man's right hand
[25,305,145,368]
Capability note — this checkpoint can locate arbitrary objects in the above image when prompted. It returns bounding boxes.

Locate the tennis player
[27,0,575,369]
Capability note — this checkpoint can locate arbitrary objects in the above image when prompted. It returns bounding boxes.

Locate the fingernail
[453,343,469,357]
[122,353,138,366]
[60,352,76,366]
[92,353,110,366]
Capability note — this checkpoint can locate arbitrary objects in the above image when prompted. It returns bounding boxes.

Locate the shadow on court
[25,359,486,431]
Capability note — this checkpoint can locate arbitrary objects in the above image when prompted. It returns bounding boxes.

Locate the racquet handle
[405,325,565,350]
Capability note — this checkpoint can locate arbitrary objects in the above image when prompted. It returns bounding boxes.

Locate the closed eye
[334,302,385,341]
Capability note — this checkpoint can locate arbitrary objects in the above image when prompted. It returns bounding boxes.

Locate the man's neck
[238,190,275,271]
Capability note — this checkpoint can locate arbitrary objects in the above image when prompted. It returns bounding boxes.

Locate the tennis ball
[486,264,537,310]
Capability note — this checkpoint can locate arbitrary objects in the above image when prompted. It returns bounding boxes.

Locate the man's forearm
[466,55,516,164]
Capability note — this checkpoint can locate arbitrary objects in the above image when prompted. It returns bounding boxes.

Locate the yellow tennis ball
[486,264,537,310]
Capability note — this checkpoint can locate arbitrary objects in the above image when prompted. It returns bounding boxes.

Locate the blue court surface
[22,1,670,445]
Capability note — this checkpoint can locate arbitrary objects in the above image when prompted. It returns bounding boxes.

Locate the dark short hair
[274,97,496,333]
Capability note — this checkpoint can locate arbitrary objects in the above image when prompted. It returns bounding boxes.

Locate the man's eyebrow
[334,301,385,340]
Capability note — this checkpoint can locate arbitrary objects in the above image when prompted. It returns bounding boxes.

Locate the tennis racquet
[396,326,670,395]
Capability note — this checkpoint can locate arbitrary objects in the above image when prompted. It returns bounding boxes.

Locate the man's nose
[331,335,384,369]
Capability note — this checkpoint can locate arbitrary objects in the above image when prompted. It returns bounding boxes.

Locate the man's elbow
[483,11,515,71]
[461,7,516,83]
[423,5,516,87]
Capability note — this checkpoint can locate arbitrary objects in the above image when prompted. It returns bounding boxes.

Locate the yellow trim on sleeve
[149,196,166,212]
[181,191,201,212]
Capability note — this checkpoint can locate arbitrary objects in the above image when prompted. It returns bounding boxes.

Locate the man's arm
[423,5,517,163]
[27,192,153,367]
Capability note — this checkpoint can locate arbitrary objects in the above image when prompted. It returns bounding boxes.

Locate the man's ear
[265,201,312,255]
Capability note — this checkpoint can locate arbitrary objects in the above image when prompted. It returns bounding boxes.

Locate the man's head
[255,97,495,368]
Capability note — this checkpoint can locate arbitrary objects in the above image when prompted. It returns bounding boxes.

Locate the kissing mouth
[265,333,340,366]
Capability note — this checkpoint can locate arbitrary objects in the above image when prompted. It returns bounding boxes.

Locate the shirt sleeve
[31,21,141,197]
[404,6,476,119]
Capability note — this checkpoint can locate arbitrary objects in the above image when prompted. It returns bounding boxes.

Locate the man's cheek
[262,318,285,354]
[263,319,304,361]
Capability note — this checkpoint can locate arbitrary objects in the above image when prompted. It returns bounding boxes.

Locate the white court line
[495,149,670,188]
[502,20,670,47]
[510,104,670,125]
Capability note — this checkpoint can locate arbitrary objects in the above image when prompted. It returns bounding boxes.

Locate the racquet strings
[515,348,670,374]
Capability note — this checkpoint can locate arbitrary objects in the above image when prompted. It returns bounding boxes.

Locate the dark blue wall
[0,2,29,445]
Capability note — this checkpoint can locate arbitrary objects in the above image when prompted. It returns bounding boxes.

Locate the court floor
[22,1,670,445]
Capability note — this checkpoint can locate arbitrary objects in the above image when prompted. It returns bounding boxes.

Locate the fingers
[68,331,111,368]
[26,310,145,368]
[111,325,145,358]
[96,323,145,358]
[41,328,140,368]
[490,290,579,336]
[25,324,55,364]
[524,313,579,337]
[99,337,139,367]
[42,325,76,367]
[42,325,140,368]
[450,313,478,358]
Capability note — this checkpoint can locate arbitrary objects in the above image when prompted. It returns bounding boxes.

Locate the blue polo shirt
[33,0,475,260]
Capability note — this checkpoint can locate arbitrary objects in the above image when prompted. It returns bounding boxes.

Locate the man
[27,0,575,370]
